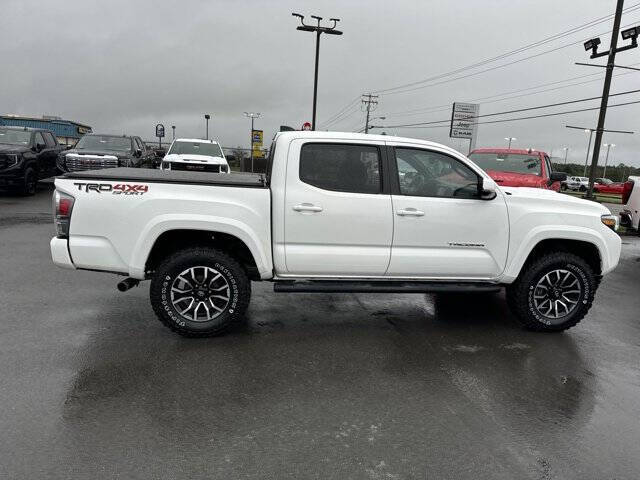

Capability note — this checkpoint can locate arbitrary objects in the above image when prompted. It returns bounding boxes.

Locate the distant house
[0,114,92,146]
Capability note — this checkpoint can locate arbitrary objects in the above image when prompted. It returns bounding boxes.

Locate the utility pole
[581,0,638,198]
[505,137,516,149]
[362,93,379,134]
[244,112,260,172]
[292,13,343,130]
[172,125,176,141]
[563,147,569,164]
[602,143,615,178]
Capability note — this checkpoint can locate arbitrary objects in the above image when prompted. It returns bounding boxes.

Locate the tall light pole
[505,137,516,149]
[171,125,176,141]
[204,114,210,140]
[563,147,569,164]
[583,128,594,177]
[244,112,260,172]
[581,0,638,198]
[602,143,615,178]
[292,13,343,131]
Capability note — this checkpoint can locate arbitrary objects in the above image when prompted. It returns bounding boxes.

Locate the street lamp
[563,147,569,164]
[292,13,343,131]
[171,125,176,141]
[505,137,516,149]
[244,112,261,172]
[602,143,615,178]
[204,114,210,140]
[582,128,594,177]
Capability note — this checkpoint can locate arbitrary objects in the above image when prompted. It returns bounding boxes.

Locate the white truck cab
[51,131,621,337]
[161,138,229,173]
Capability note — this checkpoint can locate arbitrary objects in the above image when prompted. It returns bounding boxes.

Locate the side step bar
[273,281,502,294]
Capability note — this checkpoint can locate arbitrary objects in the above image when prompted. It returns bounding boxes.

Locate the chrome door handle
[397,208,425,217]
[293,203,323,212]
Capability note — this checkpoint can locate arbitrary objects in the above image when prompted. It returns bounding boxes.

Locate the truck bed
[62,167,267,188]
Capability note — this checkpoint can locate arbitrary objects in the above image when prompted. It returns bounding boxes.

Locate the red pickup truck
[468,148,566,191]
[593,178,625,195]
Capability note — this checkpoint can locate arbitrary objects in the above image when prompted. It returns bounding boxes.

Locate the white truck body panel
[622,175,640,230]
[51,131,621,285]
[54,179,272,279]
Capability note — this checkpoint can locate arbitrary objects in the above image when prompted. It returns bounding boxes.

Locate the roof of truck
[274,130,459,153]
[173,138,219,144]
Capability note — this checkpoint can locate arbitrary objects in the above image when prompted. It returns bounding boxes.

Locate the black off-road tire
[506,252,597,332]
[21,168,37,196]
[150,247,251,337]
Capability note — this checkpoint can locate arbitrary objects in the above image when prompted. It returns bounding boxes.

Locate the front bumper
[0,168,25,188]
[50,237,75,270]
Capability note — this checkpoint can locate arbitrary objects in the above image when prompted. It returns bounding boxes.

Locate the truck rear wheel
[150,247,251,337]
[506,252,597,332]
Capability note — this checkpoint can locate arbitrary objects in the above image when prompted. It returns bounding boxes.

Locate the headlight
[5,154,19,167]
[601,214,619,231]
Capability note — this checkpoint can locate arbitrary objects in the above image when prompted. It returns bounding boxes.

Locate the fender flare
[128,214,271,279]
[501,226,609,283]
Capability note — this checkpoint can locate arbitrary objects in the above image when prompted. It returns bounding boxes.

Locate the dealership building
[0,115,92,146]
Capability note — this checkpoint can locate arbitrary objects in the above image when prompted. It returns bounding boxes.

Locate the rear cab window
[299,143,381,194]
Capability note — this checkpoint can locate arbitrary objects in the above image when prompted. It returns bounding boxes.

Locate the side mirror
[135,148,142,157]
[34,143,46,152]
[479,177,497,200]
[548,171,567,186]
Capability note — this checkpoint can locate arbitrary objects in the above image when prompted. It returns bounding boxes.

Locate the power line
[374,88,640,128]
[382,64,640,118]
[391,99,640,129]
[372,3,640,95]
[321,6,640,128]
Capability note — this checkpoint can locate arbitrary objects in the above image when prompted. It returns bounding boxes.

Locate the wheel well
[145,229,260,280]
[524,238,601,274]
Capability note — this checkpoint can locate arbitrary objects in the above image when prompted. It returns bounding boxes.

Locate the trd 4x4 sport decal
[73,183,149,195]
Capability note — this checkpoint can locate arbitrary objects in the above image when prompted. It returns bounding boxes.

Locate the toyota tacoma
[50,131,621,337]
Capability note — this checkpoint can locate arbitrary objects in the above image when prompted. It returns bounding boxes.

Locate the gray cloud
[2,0,639,165]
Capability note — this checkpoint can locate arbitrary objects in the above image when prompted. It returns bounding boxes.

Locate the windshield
[468,152,542,176]
[75,135,132,152]
[597,178,613,184]
[169,141,223,157]
[0,129,31,146]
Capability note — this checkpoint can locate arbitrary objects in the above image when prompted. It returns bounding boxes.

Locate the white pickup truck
[50,131,621,337]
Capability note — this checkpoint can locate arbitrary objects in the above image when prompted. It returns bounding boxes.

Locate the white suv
[161,138,229,173]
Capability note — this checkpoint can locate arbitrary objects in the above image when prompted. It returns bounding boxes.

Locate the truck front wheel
[506,252,597,332]
[150,247,251,337]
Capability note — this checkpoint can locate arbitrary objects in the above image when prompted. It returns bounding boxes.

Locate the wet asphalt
[1,183,639,480]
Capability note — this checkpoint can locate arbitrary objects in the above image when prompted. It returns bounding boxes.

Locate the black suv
[0,126,65,195]
[57,134,155,173]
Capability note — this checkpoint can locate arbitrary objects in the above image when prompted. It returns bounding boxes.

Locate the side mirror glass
[479,177,497,200]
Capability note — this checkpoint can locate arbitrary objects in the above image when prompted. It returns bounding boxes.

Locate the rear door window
[299,143,381,194]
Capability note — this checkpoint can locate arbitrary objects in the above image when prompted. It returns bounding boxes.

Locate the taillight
[622,180,634,205]
[53,190,75,238]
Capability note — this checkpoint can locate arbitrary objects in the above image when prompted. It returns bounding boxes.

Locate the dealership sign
[449,102,479,139]
[155,124,165,138]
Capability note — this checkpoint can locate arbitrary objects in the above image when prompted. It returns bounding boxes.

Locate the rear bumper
[50,237,75,270]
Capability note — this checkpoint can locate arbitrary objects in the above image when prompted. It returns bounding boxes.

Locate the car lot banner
[252,129,264,158]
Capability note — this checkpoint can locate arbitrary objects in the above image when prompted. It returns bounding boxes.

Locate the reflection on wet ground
[1,188,639,479]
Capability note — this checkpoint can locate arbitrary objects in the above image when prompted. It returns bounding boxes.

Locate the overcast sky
[2,0,639,166]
